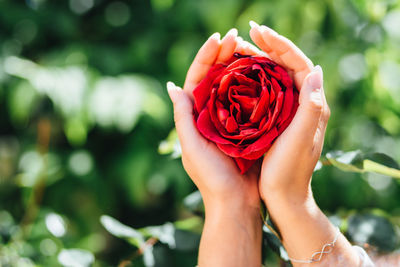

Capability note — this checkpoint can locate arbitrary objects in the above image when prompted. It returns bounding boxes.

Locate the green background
[0,0,400,266]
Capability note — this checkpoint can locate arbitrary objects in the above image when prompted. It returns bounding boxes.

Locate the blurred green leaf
[100,215,144,247]
[158,128,181,158]
[182,190,204,215]
[57,249,94,267]
[326,150,364,172]
[347,214,399,252]
[142,221,200,251]
[263,225,289,262]
[326,150,400,178]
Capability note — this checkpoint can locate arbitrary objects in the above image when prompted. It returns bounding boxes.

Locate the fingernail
[249,20,259,28]
[308,67,323,90]
[166,81,176,92]
[166,81,180,102]
[261,25,277,35]
[225,28,238,37]
[167,81,180,94]
[313,65,323,80]
[209,32,221,40]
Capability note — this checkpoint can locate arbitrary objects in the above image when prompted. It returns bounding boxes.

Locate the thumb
[167,81,202,150]
[288,65,325,142]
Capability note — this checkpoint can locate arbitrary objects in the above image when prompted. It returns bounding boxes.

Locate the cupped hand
[167,29,263,210]
[249,22,331,203]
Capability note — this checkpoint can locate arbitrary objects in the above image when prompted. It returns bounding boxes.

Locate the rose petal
[234,158,256,174]
[197,108,234,145]
[265,91,284,131]
[209,89,246,141]
[234,73,261,89]
[274,65,293,89]
[249,86,270,123]
[265,67,282,80]
[217,72,236,103]
[193,54,298,174]
[239,128,258,135]
[225,116,239,133]
[232,94,258,114]
[278,90,299,131]
[271,78,282,95]
[217,127,279,159]
[193,64,225,112]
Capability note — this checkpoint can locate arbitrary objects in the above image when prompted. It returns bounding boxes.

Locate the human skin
[250,21,361,266]
[167,29,263,267]
[168,23,362,266]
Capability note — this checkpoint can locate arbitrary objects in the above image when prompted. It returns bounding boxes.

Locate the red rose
[193,53,299,174]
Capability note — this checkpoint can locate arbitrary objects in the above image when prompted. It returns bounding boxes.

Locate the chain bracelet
[288,227,340,264]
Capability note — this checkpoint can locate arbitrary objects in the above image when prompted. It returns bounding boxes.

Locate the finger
[286,65,325,144]
[216,28,238,64]
[313,70,330,154]
[258,25,314,88]
[249,21,271,53]
[249,21,284,66]
[183,33,221,97]
[235,37,267,57]
[167,81,203,151]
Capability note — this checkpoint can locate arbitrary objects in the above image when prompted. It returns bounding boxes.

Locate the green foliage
[0,0,400,266]
[326,150,400,178]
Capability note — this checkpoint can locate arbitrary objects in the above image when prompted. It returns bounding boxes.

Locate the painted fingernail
[209,32,221,40]
[167,81,178,92]
[249,20,259,28]
[313,65,323,78]
[225,28,238,37]
[261,25,277,35]
[308,68,323,90]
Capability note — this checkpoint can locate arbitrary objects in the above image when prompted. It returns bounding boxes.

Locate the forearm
[198,200,262,267]
[265,191,360,266]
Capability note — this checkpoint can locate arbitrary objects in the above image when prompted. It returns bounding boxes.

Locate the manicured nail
[261,25,277,35]
[166,81,181,102]
[313,65,323,79]
[209,32,221,40]
[225,28,238,37]
[167,81,178,92]
[249,20,259,28]
[308,66,323,90]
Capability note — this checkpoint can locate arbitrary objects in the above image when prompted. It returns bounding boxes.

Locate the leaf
[172,229,200,251]
[263,225,289,261]
[141,220,201,251]
[313,160,323,172]
[364,153,400,169]
[174,216,203,233]
[347,214,399,252]
[325,150,400,178]
[100,215,145,247]
[158,128,182,158]
[57,249,94,267]
[326,150,364,172]
[145,223,176,249]
[143,246,155,267]
[182,190,204,214]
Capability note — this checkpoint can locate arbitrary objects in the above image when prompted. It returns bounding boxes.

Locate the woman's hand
[249,22,360,266]
[168,29,261,210]
[249,21,327,202]
[167,29,263,267]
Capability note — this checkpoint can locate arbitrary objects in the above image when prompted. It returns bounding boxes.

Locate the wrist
[263,188,320,227]
[262,183,313,208]
[204,197,262,229]
[199,194,263,267]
